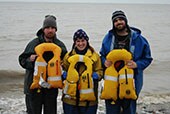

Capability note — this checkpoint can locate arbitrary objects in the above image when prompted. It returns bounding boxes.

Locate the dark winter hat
[43,15,57,30]
[112,10,128,23]
[73,29,89,42]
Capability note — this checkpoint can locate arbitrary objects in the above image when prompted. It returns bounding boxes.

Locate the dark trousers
[30,88,58,114]
[25,94,33,114]
[105,99,136,114]
[63,102,97,114]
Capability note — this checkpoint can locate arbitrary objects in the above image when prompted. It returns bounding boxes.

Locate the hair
[68,42,94,56]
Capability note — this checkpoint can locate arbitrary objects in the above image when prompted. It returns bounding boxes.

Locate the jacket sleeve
[99,34,110,68]
[18,40,38,70]
[100,42,107,66]
[62,53,70,71]
[55,39,67,60]
[93,53,103,81]
[60,44,67,60]
[135,36,153,70]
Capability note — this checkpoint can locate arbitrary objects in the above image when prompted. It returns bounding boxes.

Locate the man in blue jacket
[100,10,153,114]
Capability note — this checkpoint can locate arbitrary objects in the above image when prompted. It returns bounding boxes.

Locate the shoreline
[1,87,170,114]
[0,75,170,114]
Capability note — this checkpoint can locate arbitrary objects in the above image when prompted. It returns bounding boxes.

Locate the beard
[115,24,127,32]
[44,32,55,39]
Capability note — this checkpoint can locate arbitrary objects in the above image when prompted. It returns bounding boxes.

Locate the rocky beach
[0,70,170,114]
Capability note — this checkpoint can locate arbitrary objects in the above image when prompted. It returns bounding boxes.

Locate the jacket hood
[36,28,43,37]
[130,27,141,39]
[107,26,142,41]
[109,26,141,36]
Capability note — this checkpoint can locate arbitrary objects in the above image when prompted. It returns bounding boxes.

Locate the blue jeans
[63,102,97,114]
[105,99,136,114]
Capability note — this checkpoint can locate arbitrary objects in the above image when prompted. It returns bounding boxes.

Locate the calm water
[0,1,170,94]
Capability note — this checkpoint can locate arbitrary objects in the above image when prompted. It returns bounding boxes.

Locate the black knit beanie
[112,10,128,24]
[43,15,57,30]
[73,29,89,42]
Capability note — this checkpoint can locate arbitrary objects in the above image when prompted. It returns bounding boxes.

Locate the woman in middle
[62,29,103,114]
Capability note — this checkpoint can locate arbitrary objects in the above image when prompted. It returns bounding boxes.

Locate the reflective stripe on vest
[34,61,47,76]
[104,75,118,81]
[80,88,94,94]
[48,76,62,81]
[119,74,133,79]
[35,61,47,66]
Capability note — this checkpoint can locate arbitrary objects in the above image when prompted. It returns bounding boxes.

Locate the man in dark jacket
[100,10,153,114]
[19,15,67,114]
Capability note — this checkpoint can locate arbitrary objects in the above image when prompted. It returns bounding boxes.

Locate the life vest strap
[39,75,51,88]
[104,75,118,81]
[79,55,84,62]
[63,83,68,94]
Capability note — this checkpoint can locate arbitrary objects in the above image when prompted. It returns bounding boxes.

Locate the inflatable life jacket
[30,43,62,89]
[63,54,96,101]
[100,49,137,102]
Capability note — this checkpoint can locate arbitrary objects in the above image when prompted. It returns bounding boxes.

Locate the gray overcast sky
[0,0,170,4]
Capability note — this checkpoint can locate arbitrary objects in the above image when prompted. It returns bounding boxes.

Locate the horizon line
[0,1,169,5]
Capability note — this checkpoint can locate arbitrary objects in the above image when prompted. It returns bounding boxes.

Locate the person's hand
[104,60,112,67]
[30,54,37,62]
[92,72,98,80]
[126,60,137,69]
[62,71,67,80]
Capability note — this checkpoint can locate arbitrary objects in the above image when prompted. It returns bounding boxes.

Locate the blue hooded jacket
[100,27,153,95]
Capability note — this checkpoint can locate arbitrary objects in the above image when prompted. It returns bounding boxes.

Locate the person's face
[75,38,87,51]
[43,27,56,39]
[113,18,126,31]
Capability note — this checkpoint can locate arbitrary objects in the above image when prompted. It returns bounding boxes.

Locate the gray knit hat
[112,10,127,23]
[43,15,57,30]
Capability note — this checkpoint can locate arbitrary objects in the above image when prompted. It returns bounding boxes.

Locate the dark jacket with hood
[19,29,67,94]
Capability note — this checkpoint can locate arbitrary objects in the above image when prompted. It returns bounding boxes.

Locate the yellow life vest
[30,43,62,89]
[100,49,137,102]
[63,54,96,101]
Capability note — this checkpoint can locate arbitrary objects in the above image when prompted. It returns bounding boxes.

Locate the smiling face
[75,38,87,51]
[113,17,127,32]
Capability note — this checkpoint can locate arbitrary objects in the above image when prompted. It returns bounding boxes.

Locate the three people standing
[19,10,152,114]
